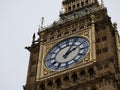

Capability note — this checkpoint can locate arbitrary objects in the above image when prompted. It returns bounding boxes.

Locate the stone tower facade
[24,0,120,90]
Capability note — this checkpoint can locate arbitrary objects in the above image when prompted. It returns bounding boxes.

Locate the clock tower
[24,0,120,90]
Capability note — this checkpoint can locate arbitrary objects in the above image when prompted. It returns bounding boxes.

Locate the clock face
[45,37,90,71]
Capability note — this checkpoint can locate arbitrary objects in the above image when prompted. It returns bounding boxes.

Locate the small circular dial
[45,37,90,71]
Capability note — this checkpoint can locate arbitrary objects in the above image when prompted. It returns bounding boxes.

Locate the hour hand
[63,52,68,58]
[63,39,77,58]
[63,43,88,58]
[63,45,74,58]
[63,47,76,58]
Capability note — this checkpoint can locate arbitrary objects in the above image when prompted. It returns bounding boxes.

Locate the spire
[101,0,104,8]
[32,33,35,44]
[38,17,45,32]
[41,17,44,28]
[101,0,104,4]
[38,25,41,32]
[113,22,118,31]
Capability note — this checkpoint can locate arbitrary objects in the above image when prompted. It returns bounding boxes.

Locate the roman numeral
[57,45,61,49]
[66,40,69,46]
[52,62,56,65]
[65,62,69,68]
[58,63,61,67]
[68,60,74,65]
[78,53,85,56]
[74,59,79,63]
[51,52,57,54]
[56,63,61,69]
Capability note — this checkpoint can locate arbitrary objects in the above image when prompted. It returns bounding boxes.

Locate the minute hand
[66,38,77,54]
[63,39,77,58]
[65,41,86,56]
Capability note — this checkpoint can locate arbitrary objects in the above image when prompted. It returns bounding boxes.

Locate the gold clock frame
[36,15,96,80]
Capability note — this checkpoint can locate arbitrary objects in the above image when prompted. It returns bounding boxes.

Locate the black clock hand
[68,46,87,54]
[63,41,86,58]
[63,38,77,58]
[67,38,77,53]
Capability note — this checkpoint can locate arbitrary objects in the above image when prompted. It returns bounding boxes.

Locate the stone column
[113,23,120,70]
[36,32,45,80]
[90,15,96,62]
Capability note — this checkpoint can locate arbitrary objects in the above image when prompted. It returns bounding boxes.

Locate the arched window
[72,5,76,9]
[77,3,80,7]
[55,78,61,88]
[88,68,95,77]
[71,73,78,82]
[39,83,45,90]
[81,2,84,7]
[63,75,69,81]
[80,70,85,76]
[86,0,88,4]
[47,81,53,86]
[68,6,71,11]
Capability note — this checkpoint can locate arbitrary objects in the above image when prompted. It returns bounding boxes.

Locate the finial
[32,33,35,44]
[38,17,45,32]
[101,0,104,8]
[113,22,118,30]
[38,25,41,32]
[61,5,65,13]
[91,15,95,24]
[101,0,104,3]
[41,17,44,28]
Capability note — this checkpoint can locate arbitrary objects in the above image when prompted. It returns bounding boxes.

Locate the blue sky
[0,0,120,90]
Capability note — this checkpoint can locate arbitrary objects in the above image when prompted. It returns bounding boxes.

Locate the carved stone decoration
[43,68,48,75]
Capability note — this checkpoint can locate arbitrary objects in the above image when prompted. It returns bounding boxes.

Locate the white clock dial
[45,37,90,71]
